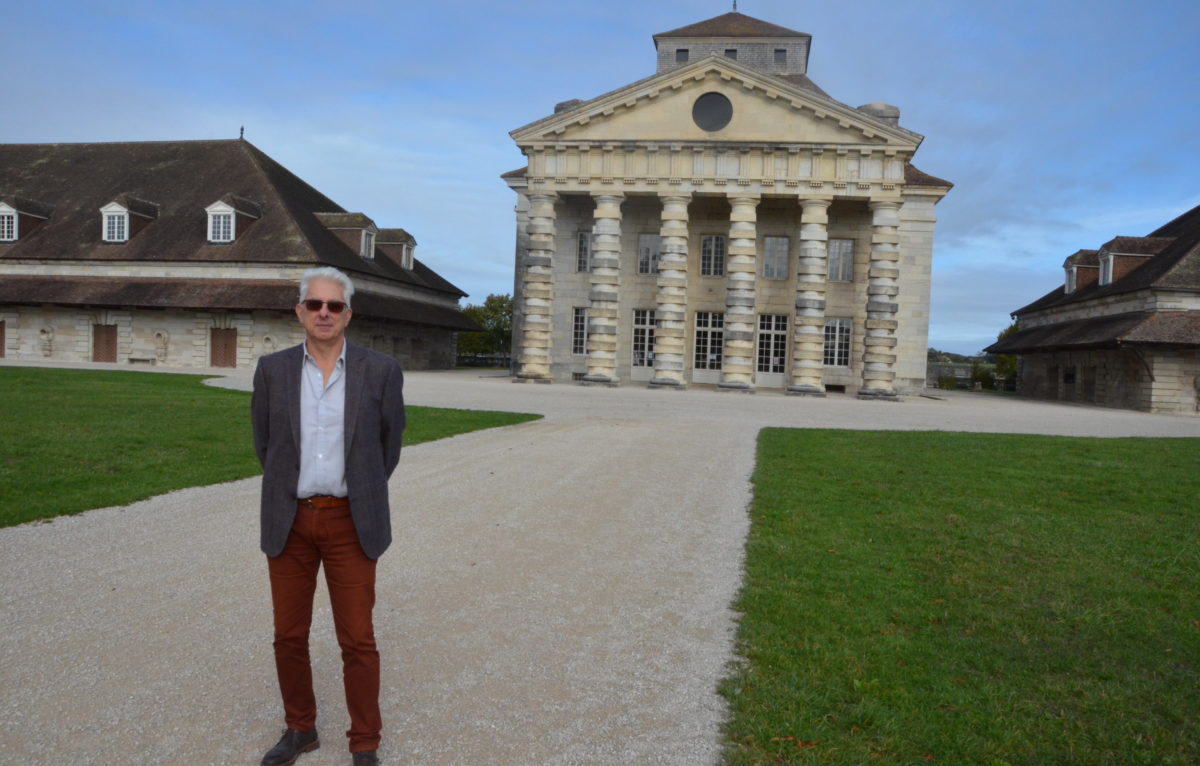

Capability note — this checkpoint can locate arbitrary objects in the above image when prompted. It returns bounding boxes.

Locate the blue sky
[4,0,1197,355]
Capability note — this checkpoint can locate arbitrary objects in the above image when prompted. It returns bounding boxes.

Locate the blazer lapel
[286,344,303,454]
[343,342,366,460]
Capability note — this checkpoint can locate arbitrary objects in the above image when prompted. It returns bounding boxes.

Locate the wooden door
[93,324,117,362]
[210,328,237,368]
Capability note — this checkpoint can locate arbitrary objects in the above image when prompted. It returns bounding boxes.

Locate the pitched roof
[0,140,467,300]
[1013,202,1200,316]
[654,12,809,40]
[986,311,1200,354]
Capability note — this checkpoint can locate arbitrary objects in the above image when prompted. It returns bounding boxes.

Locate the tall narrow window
[360,230,376,259]
[757,315,788,373]
[701,235,725,276]
[572,307,588,355]
[638,234,661,275]
[1099,255,1113,285]
[576,231,591,272]
[209,212,233,243]
[827,238,854,281]
[694,311,724,370]
[104,213,127,243]
[763,236,789,279]
[632,309,656,367]
[0,212,14,241]
[824,317,851,366]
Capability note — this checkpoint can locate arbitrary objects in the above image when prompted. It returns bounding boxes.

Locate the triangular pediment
[511,56,921,149]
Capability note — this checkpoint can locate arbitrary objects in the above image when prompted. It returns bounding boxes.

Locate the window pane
[632,309,656,367]
[701,235,725,276]
[577,232,591,272]
[824,317,851,366]
[572,307,587,355]
[756,314,788,373]
[638,234,661,275]
[828,238,854,281]
[0,214,14,240]
[694,311,724,369]
[763,236,788,279]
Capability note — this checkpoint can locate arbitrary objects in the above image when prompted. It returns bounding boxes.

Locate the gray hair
[299,267,355,307]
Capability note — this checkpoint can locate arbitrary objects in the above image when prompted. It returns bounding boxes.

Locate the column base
[580,374,620,387]
[717,381,756,394]
[785,383,826,397]
[857,387,901,401]
[648,377,687,390]
[513,374,553,384]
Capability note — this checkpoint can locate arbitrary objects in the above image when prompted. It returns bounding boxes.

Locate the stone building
[986,202,1200,415]
[0,139,477,369]
[504,11,951,396]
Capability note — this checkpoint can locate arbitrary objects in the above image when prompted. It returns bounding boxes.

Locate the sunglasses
[301,299,348,314]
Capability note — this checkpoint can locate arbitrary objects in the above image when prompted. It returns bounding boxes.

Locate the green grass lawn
[721,429,1200,765]
[0,367,540,527]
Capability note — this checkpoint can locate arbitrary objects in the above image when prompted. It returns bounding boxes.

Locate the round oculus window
[692,92,733,132]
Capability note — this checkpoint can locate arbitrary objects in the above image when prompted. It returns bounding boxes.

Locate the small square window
[676,49,689,63]
[724,49,737,60]
[774,49,786,64]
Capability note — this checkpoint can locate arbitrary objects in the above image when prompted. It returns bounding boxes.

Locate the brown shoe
[351,751,379,766]
[261,728,319,765]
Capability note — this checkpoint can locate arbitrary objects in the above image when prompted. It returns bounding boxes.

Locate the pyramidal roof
[654,11,809,40]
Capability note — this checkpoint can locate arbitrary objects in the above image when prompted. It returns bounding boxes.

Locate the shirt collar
[303,340,347,368]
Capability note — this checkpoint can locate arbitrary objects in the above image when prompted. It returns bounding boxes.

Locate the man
[251,266,405,766]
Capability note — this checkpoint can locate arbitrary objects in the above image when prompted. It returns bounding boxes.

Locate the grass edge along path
[720,428,1199,766]
[0,366,541,527]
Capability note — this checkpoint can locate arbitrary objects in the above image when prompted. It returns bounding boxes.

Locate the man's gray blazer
[251,342,406,560]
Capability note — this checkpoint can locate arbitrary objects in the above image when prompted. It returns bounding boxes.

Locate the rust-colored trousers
[267,501,380,753]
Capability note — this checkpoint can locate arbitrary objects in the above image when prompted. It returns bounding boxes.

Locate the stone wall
[1018,347,1198,415]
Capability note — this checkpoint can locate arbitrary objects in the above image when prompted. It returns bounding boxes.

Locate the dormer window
[102,206,129,243]
[0,205,15,241]
[774,49,787,64]
[401,244,414,270]
[676,49,689,63]
[360,230,376,259]
[205,195,261,244]
[100,195,157,244]
[1065,267,1077,293]
[724,49,737,59]
[1099,254,1113,285]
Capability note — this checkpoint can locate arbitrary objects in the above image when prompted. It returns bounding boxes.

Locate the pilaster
[583,193,623,385]
[516,192,557,381]
[860,199,902,399]
[719,195,760,391]
[650,194,691,388]
[788,197,831,395]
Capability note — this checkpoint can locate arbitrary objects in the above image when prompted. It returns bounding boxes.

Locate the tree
[457,293,513,357]
[993,321,1019,381]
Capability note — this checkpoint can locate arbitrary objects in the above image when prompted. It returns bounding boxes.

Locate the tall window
[638,234,661,275]
[572,307,588,355]
[694,311,724,370]
[701,235,725,276]
[1099,255,1113,285]
[104,213,127,243]
[576,232,591,272]
[0,213,14,241]
[209,212,233,243]
[360,230,376,259]
[824,317,851,366]
[757,315,788,373]
[763,236,789,279]
[828,238,854,281]
[632,309,655,367]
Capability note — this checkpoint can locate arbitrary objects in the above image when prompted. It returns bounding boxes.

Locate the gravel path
[2,367,1196,765]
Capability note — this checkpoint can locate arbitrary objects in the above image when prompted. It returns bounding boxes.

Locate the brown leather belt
[298,495,349,510]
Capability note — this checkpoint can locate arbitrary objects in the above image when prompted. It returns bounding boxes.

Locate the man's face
[295,277,352,345]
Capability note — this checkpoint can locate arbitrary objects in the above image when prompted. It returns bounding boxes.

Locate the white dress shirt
[296,342,348,498]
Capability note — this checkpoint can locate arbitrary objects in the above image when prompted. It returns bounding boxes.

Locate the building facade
[987,203,1200,415]
[504,12,951,396]
[0,139,477,370]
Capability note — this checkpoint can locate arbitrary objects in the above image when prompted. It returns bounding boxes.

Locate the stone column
[515,192,557,381]
[788,197,831,395]
[719,194,760,391]
[583,193,623,385]
[649,194,691,388]
[860,199,902,398]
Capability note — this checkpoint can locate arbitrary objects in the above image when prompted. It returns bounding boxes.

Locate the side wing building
[504,11,951,396]
[0,139,478,369]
